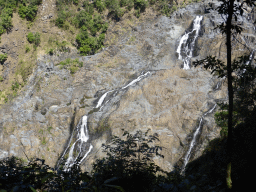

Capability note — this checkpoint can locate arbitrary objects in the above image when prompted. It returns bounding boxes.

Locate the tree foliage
[92,129,167,191]
[0,53,7,64]
[0,0,42,36]
[0,129,183,192]
[54,0,176,56]
[27,32,40,47]
[193,0,256,190]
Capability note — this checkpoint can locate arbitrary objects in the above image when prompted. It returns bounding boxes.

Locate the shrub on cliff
[92,129,166,192]
[27,32,41,47]
[18,4,38,21]
[134,0,148,12]
[18,0,42,21]
[94,0,106,12]
[27,32,35,43]
[0,53,7,64]
[0,13,12,31]
[56,58,83,74]
[0,156,92,192]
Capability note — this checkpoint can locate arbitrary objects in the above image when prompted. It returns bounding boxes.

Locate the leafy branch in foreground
[92,129,166,192]
[193,1,256,189]
[0,130,176,192]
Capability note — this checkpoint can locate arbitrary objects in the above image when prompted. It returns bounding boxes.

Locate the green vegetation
[27,32,41,47]
[47,126,53,133]
[0,130,184,192]
[0,0,42,36]
[11,81,19,91]
[0,53,7,64]
[88,107,100,114]
[54,0,178,56]
[56,58,83,74]
[0,12,12,32]
[172,5,177,12]
[18,2,40,21]
[16,60,33,83]
[214,110,228,137]
[0,1,42,106]
[41,137,47,145]
[0,90,8,103]
[92,129,166,191]
[0,75,3,82]
[47,39,70,55]
[25,45,31,53]
[27,32,35,43]
[48,48,54,55]
[193,0,256,189]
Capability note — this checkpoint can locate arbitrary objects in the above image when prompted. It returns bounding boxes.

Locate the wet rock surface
[0,0,255,174]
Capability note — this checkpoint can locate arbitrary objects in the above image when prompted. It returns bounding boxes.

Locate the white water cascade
[181,104,217,174]
[95,90,114,111]
[243,50,255,73]
[63,115,93,171]
[177,16,203,69]
[60,71,151,170]
[122,71,150,89]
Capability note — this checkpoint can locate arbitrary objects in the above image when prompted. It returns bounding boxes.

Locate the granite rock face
[0,0,255,171]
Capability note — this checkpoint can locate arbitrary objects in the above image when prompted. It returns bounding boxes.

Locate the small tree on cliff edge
[193,0,255,190]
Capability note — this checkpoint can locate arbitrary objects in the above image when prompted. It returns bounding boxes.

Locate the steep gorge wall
[0,0,255,172]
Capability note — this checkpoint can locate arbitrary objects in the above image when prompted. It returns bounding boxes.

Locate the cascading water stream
[177,16,203,69]
[63,115,93,171]
[59,71,151,170]
[181,104,217,174]
[95,90,113,109]
[242,50,255,74]
[122,71,150,89]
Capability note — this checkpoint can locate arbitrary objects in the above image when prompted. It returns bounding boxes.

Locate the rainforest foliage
[0,130,184,192]
[0,0,42,35]
[193,0,256,190]
[54,0,178,55]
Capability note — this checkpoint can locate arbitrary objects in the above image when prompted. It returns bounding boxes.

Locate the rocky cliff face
[0,0,255,172]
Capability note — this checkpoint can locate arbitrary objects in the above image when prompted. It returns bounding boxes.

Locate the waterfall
[122,71,150,89]
[181,104,217,174]
[95,90,114,110]
[63,115,92,171]
[177,16,203,69]
[59,71,151,170]
[242,50,255,73]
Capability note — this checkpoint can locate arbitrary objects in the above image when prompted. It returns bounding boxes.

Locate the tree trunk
[226,0,234,190]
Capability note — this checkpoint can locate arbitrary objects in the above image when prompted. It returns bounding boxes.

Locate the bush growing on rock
[0,13,12,31]
[54,0,177,56]
[1,8,13,17]
[92,129,166,192]
[27,32,35,43]
[0,0,41,37]
[33,32,41,46]
[0,130,168,191]
[172,5,177,11]
[27,32,41,47]
[18,4,38,21]
[57,58,83,74]
[0,25,5,35]
[0,53,7,64]
[48,48,54,55]
[134,0,148,12]
[25,45,30,53]
[18,0,42,21]
[94,0,106,12]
